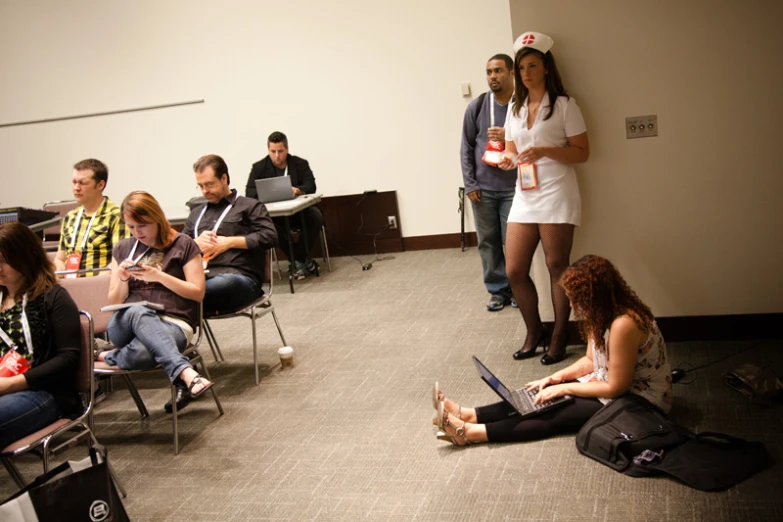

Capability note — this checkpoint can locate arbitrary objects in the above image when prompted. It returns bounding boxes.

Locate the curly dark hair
[559,255,654,351]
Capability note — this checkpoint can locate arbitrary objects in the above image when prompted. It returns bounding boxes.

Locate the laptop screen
[254,177,295,204]
[472,356,515,405]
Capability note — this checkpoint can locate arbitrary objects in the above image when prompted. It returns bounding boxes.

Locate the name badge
[518,163,539,191]
[65,252,83,279]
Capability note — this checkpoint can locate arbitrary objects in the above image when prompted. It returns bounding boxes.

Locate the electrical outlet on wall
[625,115,658,139]
[388,216,398,229]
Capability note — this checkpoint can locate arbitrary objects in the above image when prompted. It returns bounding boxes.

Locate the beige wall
[0,0,512,229]
[1,0,780,317]
[508,0,783,317]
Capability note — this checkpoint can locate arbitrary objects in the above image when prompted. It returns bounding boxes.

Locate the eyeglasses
[196,181,217,190]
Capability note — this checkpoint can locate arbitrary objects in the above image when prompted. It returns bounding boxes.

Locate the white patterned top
[579,320,673,413]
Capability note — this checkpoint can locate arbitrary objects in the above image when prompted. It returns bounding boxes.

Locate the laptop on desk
[472,355,573,418]
[255,177,296,204]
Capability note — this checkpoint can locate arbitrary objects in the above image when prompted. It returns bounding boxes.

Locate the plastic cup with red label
[0,349,30,377]
[482,128,506,167]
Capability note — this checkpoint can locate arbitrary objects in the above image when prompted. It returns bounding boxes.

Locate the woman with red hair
[98,191,213,412]
[433,255,672,445]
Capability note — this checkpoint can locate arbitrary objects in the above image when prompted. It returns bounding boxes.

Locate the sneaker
[487,294,511,312]
[511,297,518,308]
[292,261,307,281]
[305,260,319,274]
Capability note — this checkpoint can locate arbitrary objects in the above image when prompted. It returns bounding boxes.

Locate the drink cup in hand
[487,126,505,144]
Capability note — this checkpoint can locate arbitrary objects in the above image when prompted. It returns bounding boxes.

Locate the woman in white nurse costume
[498,32,590,365]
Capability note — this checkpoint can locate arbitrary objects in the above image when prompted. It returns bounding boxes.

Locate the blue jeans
[105,306,190,383]
[0,389,61,449]
[471,189,515,295]
[204,273,261,315]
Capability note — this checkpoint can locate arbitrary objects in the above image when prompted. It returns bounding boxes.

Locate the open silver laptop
[472,355,573,418]
[255,177,296,204]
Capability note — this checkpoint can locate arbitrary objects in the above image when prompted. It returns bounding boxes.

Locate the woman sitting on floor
[98,191,213,410]
[0,223,81,449]
[433,255,672,445]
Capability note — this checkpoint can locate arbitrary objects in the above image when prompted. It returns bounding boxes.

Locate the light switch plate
[625,115,658,139]
[461,82,471,97]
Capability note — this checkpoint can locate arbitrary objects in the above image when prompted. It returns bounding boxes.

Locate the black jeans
[273,206,324,263]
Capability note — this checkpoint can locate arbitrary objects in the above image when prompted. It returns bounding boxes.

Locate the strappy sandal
[188,375,214,399]
[435,401,471,446]
[432,382,462,419]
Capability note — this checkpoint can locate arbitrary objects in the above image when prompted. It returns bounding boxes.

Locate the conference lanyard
[490,93,495,127]
[193,201,234,238]
[126,240,152,265]
[69,198,107,251]
[0,293,33,354]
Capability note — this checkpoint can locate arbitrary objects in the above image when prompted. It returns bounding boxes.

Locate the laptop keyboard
[513,387,558,413]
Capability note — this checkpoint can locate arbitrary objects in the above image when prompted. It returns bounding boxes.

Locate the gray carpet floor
[2,249,782,521]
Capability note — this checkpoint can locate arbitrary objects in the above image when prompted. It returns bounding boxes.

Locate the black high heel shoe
[512,326,550,360]
[540,342,567,365]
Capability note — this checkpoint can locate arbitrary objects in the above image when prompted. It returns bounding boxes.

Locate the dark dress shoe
[512,326,550,360]
[540,351,566,365]
[513,345,540,360]
[164,385,192,413]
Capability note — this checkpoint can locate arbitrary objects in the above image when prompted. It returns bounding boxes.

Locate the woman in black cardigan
[0,222,81,449]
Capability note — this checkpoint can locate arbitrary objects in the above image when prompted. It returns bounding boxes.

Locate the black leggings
[476,397,602,443]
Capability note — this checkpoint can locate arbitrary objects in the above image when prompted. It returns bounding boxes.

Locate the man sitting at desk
[184,154,277,314]
[54,158,128,276]
[246,131,323,280]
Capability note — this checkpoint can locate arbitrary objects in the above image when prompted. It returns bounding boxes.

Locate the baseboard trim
[333,231,781,343]
[550,313,782,345]
[654,313,782,342]
[402,232,477,251]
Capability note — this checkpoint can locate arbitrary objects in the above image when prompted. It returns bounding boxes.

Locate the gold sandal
[432,382,461,419]
[435,401,470,446]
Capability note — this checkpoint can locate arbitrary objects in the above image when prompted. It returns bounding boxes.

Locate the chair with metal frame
[60,274,224,455]
[203,249,288,385]
[1,309,127,497]
[55,266,112,278]
[41,199,79,251]
[319,225,332,272]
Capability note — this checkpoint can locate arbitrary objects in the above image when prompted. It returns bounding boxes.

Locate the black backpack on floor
[575,393,772,490]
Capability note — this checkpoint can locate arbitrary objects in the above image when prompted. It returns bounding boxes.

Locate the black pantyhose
[505,223,574,357]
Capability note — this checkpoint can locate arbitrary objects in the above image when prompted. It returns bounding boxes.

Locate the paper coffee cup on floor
[278,346,294,368]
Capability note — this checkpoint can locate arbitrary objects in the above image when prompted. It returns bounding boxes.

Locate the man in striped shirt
[54,159,129,276]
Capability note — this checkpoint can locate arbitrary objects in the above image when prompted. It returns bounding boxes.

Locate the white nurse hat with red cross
[513,32,554,54]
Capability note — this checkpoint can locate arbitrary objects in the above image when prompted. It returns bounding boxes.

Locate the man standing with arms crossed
[54,159,128,276]
[461,54,517,311]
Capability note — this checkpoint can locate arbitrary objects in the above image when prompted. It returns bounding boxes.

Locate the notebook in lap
[255,177,296,204]
[472,355,573,418]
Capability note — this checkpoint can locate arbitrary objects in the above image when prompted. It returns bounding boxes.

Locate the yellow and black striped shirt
[58,197,129,275]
